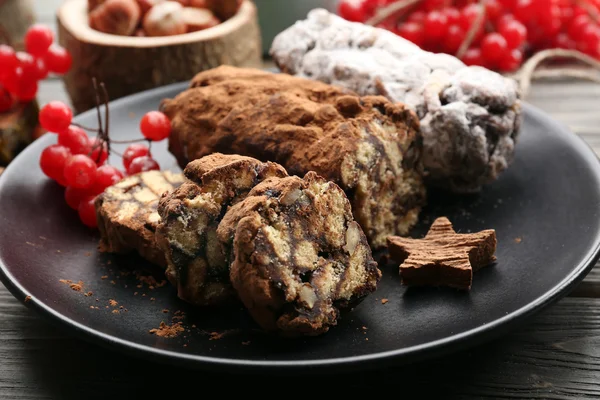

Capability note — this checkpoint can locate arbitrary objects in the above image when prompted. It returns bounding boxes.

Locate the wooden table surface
[3,1,600,398]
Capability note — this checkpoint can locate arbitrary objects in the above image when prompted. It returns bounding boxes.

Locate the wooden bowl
[0,0,35,48]
[57,0,262,114]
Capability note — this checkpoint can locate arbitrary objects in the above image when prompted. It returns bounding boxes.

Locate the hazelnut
[88,0,106,12]
[135,0,164,15]
[344,221,361,256]
[143,1,187,37]
[206,0,240,20]
[188,0,207,8]
[181,7,220,32]
[89,0,141,36]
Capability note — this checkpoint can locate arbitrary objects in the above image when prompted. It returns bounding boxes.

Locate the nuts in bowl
[88,0,239,37]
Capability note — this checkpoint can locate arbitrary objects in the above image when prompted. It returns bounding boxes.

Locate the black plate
[1,83,599,373]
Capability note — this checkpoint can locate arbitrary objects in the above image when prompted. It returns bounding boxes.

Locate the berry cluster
[38,91,170,229]
[338,0,600,72]
[0,24,72,113]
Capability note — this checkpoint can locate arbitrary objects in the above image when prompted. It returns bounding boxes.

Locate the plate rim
[1,84,599,372]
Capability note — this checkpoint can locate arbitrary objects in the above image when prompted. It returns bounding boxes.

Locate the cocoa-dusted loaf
[95,170,184,267]
[270,9,522,193]
[155,153,288,306]
[218,171,380,336]
[161,65,426,248]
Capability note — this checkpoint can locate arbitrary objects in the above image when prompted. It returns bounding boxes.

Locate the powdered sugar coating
[271,9,522,193]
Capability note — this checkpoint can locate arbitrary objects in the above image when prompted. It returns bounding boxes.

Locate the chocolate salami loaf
[218,172,380,336]
[155,153,288,306]
[161,66,426,248]
[270,9,522,193]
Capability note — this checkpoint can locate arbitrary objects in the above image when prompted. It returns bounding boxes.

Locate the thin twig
[577,0,600,21]
[111,148,124,157]
[92,78,103,136]
[366,0,422,26]
[456,0,486,60]
[90,78,108,163]
[71,122,100,132]
[110,138,148,144]
[0,24,12,47]
[101,82,110,147]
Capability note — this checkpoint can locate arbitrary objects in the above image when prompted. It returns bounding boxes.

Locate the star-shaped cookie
[387,217,497,290]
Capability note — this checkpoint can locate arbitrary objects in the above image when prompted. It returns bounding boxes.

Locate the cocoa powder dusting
[70,282,84,291]
[207,329,239,340]
[209,332,225,341]
[149,322,185,338]
[60,279,84,292]
[135,272,167,288]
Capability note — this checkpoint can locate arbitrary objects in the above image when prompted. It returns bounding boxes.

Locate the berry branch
[341,0,600,97]
[0,24,13,47]
[38,76,172,228]
[455,0,485,60]
[71,122,100,132]
[366,0,421,26]
[578,0,600,22]
[0,24,72,113]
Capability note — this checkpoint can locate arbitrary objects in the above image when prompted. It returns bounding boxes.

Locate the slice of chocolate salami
[96,170,184,267]
[155,153,288,306]
[218,172,381,336]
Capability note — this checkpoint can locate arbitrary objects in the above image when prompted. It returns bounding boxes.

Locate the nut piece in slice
[156,153,288,306]
[219,172,381,336]
[95,170,184,267]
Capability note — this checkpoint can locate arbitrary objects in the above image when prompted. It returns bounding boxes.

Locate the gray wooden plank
[571,267,600,297]
[37,78,72,109]
[1,286,600,398]
[32,0,63,27]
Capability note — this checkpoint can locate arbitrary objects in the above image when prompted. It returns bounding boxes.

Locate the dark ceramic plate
[1,83,599,373]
